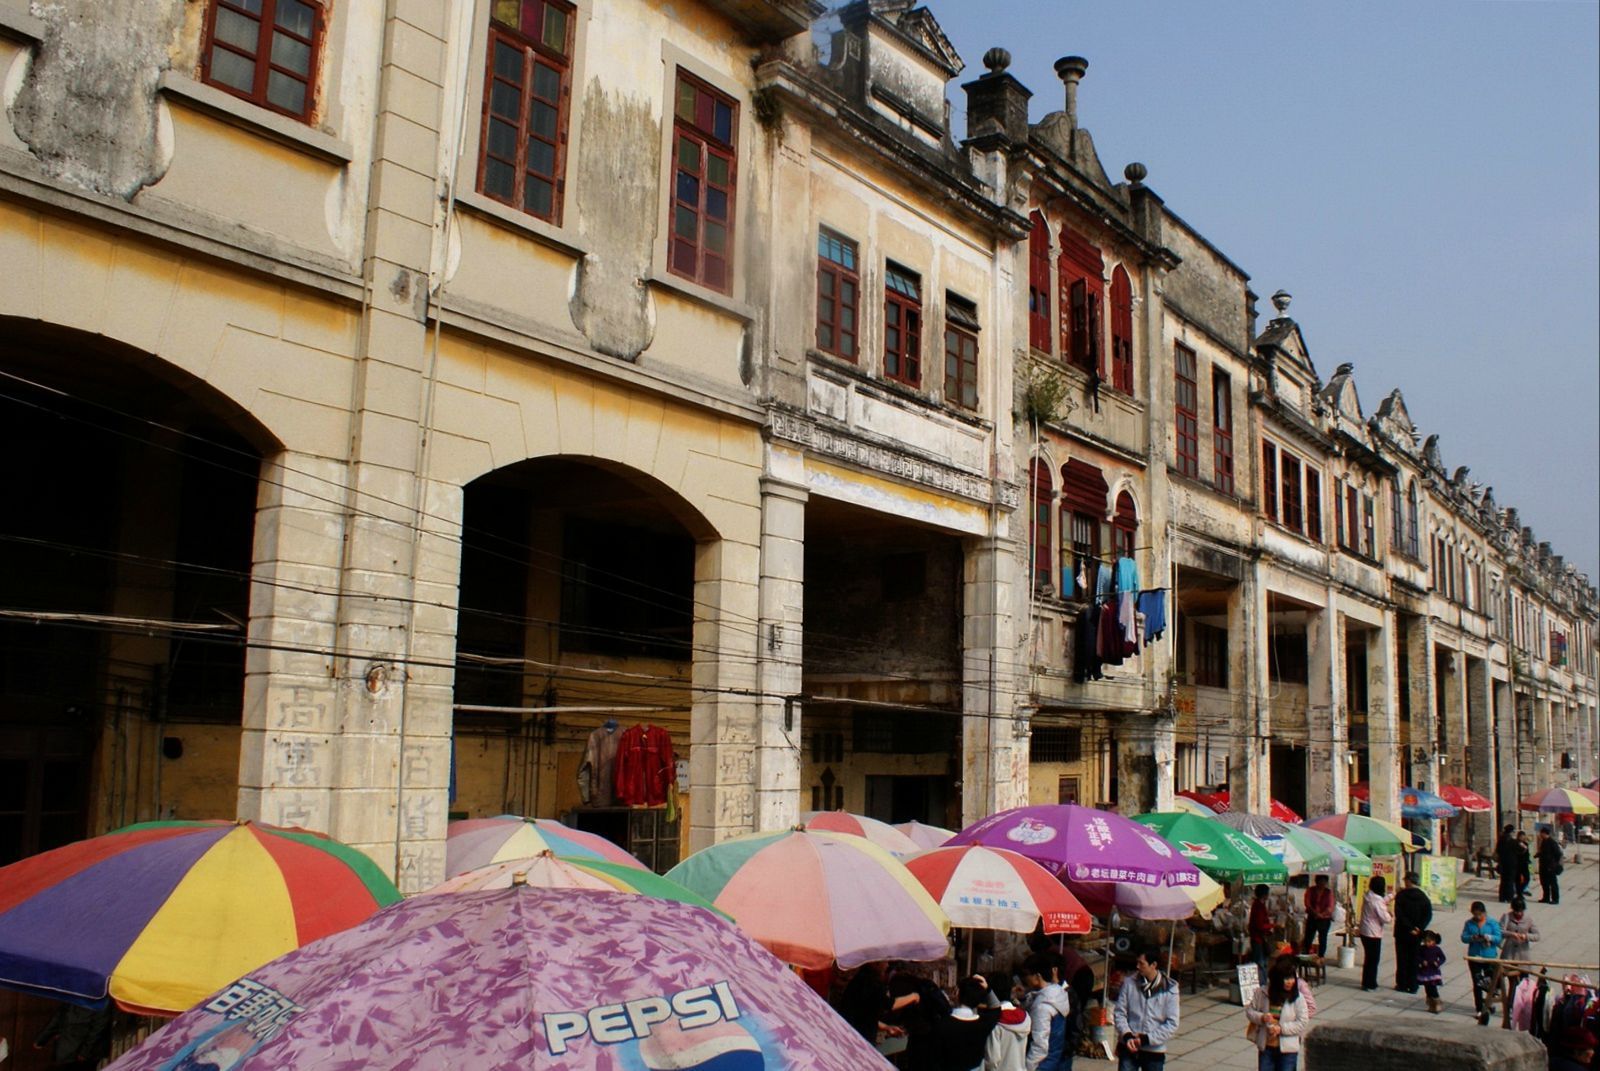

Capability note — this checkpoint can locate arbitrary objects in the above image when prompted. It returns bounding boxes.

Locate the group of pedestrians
[1495,824,1565,905]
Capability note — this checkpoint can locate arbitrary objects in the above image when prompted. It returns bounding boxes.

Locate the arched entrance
[0,326,272,864]
[450,456,715,871]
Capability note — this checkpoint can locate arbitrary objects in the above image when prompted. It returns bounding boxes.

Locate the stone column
[962,535,1027,824]
[1233,572,1268,813]
[1367,614,1400,823]
[1493,677,1517,830]
[1439,649,1466,789]
[687,536,763,852]
[1305,600,1344,818]
[1114,716,1175,817]
[754,478,806,831]
[1407,617,1439,794]
[1464,657,1494,858]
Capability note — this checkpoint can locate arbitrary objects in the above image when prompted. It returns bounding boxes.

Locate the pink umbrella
[800,811,920,854]
[894,820,957,851]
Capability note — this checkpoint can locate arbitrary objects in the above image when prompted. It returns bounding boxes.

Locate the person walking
[1393,873,1433,993]
[1494,825,1519,903]
[1301,875,1335,958]
[1499,898,1541,962]
[1460,900,1503,1015]
[1536,827,1564,904]
[1417,931,1447,1013]
[1248,885,1275,977]
[1358,875,1391,991]
[1019,955,1071,1071]
[1245,957,1310,1071]
[1113,947,1180,1071]
[1514,832,1533,898]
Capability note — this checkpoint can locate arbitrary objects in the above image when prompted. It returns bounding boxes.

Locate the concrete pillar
[1113,715,1175,816]
[754,478,806,830]
[687,536,763,852]
[1305,601,1343,818]
[1407,617,1439,796]
[961,535,1027,825]
[1492,678,1517,830]
[1234,573,1268,813]
[1439,649,1466,789]
[1464,657,1494,858]
[1367,614,1400,823]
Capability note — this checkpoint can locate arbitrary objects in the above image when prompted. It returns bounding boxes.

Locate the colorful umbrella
[1133,813,1289,884]
[424,852,725,915]
[1304,812,1425,855]
[446,816,647,877]
[1436,784,1494,813]
[1068,870,1227,920]
[948,805,1203,889]
[903,846,1092,934]
[1177,790,1302,823]
[104,887,891,1071]
[664,830,949,969]
[1349,783,1459,820]
[801,811,920,854]
[0,820,399,1015]
[1171,795,1218,817]
[894,820,957,850]
[1518,787,1599,814]
[1210,813,1331,875]
[1295,826,1374,877]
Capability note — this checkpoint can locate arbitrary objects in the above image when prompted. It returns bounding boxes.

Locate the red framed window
[883,262,922,387]
[1212,367,1234,495]
[1174,343,1199,478]
[670,71,737,292]
[816,228,858,360]
[1028,212,1051,352]
[1281,453,1303,533]
[202,0,324,121]
[1030,459,1053,590]
[1058,227,1103,374]
[480,0,574,222]
[1306,469,1322,543]
[1068,510,1099,595]
[943,293,979,410]
[1362,494,1375,557]
[1262,441,1278,521]
[1345,484,1360,550]
[1113,491,1138,560]
[1110,266,1134,392]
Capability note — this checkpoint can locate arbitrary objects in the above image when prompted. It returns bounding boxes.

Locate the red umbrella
[1177,790,1301,824]
[1436,784,1493,813]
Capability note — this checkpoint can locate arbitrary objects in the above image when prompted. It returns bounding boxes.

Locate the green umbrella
[1304,812,1421,856]
[1135,812,1290,884]
[1297,825,1374,876]
[1212,812,1333,874]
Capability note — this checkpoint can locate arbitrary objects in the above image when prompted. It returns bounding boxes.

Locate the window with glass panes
[1058,227,1103,374]
[1069,511,1098,595]
[479,0,572,222]
[1212,368,1234,494]
[203,0,323,121]
[669,72,737,292]
[1030,460,1052,590]
[1174,343,1199,478]
[1280,453,1303,532]
[944,293,979,410]
[1113,491,1138,559]
[883,262,922,387]
[816,229,858,360]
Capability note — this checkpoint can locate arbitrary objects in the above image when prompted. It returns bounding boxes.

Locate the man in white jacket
[1113,948,1180,1071]
[1019,957,1072,1071]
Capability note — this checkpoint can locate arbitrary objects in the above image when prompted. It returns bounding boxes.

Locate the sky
[929,0,1600,582]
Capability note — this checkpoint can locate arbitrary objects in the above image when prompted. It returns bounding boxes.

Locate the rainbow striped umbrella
[801,811,920,854]
[1304,812,1426,855]
[445,816,646,877]
[425,852,726,915]
[1518,787,1599,814]
[665,830,949,969]
[0,820,398,1014]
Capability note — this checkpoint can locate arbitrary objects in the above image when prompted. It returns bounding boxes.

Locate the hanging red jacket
[614,724,677,806]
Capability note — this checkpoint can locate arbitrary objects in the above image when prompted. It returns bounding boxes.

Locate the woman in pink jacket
[1246,958,1311,1071]
[1358,876,1392,991]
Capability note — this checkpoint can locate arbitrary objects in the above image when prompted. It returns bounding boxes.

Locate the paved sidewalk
[1158,853,1600,1068]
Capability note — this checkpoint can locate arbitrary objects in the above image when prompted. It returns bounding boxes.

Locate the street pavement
[1160,852,1600,1068]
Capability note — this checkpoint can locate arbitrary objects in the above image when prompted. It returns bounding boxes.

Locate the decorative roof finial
[983,47,1010,74]
[1270,289,1292,316]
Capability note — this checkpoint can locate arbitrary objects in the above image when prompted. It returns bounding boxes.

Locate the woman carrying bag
[1245,958,1310,1071]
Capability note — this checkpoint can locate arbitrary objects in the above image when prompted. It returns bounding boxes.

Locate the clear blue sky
[931,0,1600,583]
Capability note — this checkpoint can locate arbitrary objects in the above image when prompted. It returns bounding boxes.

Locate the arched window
[1110,266,1133,392]
[1062,459,1109,595]
[1406,481,1420,558]
[1030,459,1053,591]
[1028,212,1051,352]
[1113,490,1138,560]
[1058,226,1104,375]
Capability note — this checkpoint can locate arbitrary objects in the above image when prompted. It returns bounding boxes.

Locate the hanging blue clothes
[1115,556,1139,595]
[1095,561,1116,601]
[1137,589,1167,646]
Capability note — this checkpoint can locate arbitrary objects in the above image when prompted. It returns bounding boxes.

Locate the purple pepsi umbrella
[951,805,1202,888]
[105,886,890,1071]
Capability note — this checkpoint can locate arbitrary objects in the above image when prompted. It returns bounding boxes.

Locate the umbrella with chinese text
[1349,783,1459,820]
[0,820,399,1015]
[1436,784,1494,813]
[1133,813,1289,884]
[1210,812,1331,874]
[104,887,891,1070]
[903,846,1092,934]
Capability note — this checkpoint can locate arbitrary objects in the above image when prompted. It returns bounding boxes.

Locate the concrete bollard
[1304,1016,1547,1071]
